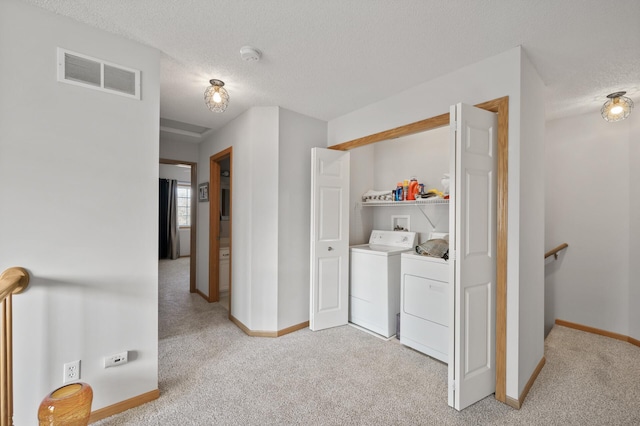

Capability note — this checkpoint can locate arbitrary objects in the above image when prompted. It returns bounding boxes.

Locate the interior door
[448,103,497,410]
[309,147,350,331]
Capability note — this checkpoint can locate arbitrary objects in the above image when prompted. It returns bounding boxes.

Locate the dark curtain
[159,179,180,259]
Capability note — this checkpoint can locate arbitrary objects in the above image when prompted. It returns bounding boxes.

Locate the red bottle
[407,177,418,201]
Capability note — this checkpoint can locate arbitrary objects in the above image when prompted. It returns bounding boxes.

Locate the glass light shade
[38,382,93,425]
[204,79,229,113]
[601,92,634,122]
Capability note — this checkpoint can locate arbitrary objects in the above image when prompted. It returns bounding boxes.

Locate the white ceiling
[23,0,640,143]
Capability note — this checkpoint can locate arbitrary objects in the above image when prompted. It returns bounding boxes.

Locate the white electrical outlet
[63,360,80,384]
[104,351,128,368]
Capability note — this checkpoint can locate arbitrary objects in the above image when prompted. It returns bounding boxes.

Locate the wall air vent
[57,48,140,99]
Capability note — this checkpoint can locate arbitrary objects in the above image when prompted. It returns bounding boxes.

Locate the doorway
[209,147,232,313]
[159,158,197,293]
[327,96,509,404]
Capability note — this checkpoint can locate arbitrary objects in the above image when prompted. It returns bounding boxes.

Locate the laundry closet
[310,103,499,411]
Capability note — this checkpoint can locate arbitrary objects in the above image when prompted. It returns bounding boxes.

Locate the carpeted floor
[94,257,640,425]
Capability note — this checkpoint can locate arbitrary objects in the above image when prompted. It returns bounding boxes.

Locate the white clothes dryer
[349,230,417,338]
[400,251,449,362]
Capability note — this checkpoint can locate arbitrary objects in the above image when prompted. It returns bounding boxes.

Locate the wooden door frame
[159,158,197,293]
[209,147,233,311]
[328,96,509,404]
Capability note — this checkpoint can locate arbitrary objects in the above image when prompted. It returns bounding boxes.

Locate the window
[177,185,191,227]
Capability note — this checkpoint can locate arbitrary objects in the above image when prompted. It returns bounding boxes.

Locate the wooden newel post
[38,382,93,426]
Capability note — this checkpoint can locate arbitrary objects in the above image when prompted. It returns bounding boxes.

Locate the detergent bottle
[395,182,403,201]
[402,180,409,201]
[407,177,418,201]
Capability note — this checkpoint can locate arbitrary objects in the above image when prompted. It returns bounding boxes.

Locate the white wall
[277,108,327,329]
[198,107,280,330]
[249,108,280,330]
[199,111,242,313]
[199,107,327,331]
[518,51,546,392]
[349,145,375,245]
[328,46,545,400]
[629,113,640,341]
[178,229,191,257]
[372,127,450,195]
[0,1,160,423]
[159,163,191,183]
[160,138,199,163]
[546,110,637,338]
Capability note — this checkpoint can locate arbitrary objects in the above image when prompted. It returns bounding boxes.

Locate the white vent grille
[57,48,140,99]
[64,53,101,86]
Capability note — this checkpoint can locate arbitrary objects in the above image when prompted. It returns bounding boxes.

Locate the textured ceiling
[22,0,640,142]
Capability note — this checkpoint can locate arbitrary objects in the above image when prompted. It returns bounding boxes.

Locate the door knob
[328,247,334,251]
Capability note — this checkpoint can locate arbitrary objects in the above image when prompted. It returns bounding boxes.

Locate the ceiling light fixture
[204,79,229,113]
[601,91,634,122]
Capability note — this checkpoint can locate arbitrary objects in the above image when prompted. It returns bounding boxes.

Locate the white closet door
[448,103,497,410]
[309,147,350,331]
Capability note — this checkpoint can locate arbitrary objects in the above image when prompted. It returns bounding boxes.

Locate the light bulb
[204,79,229,113]
[601,91,634,122]
[610,105,623,115]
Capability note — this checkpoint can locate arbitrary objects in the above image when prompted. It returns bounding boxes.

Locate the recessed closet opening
[326,96,509,405]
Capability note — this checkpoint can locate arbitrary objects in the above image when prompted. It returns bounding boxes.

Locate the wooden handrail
[0,267,30,426]
[0,267,29,304]
[545,243,568,260]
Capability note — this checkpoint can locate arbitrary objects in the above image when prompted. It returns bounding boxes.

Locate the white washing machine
[400,250,450,362]
[349,230,417,338]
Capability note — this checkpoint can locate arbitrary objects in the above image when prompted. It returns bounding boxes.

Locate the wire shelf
[361,198,449,207]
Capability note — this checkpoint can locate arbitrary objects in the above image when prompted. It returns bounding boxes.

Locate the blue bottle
[395,182,403,201]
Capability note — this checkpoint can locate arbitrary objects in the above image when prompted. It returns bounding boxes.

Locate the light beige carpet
[94,258,640,425]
